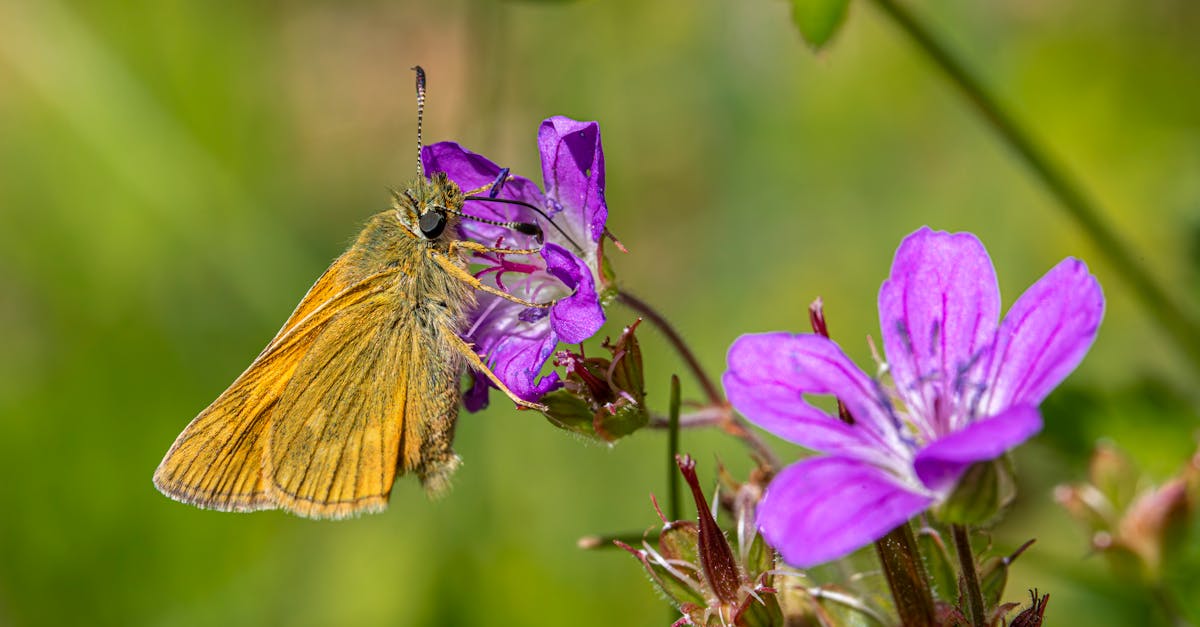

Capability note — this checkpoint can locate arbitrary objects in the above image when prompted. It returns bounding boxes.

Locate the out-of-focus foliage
[788,0,850,49]
[0,0,1198,625]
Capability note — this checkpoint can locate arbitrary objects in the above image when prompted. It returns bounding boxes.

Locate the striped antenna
[412,65,427,179]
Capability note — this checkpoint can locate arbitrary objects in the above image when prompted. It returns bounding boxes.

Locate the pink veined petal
[757,457,933,568]
[538,117,607,246]
[541,242,604,344]
[464,292,562,410]
[878,227,1000,435]
[912,404,1042,492]
[725,332,905,455]
[475,313,562,405]
[486,330,562,403]
[983,258,1104,413]
[724,336,880,456]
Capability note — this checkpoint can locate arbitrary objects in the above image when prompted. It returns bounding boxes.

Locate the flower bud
[617,455,790,625]
[1056,443,1198,583]
[541,319,647,442]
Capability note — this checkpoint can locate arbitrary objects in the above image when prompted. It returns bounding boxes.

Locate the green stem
[951,524,986,627]
[868,0,1200,373]
[667,374,683,522]
[874,523,937,627]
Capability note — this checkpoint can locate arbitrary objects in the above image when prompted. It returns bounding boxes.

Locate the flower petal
[878,227,1000,434]
[421,142,546,247]
[913,404,1042,492]
[538,117,607,246]
[724,332,906,457]
[983,258,1104,412]
[464,293,562,409]
[542,242,605,344]
[758,457,934,568]
[484,329,561,404]
[462,370,492,412]
[724,334,877,456]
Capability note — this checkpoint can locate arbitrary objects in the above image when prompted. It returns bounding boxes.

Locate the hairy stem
[868,0,1200,373]
[874,523,937,627]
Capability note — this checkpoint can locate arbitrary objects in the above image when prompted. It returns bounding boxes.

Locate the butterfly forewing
[264,289,409,518]
[264,286,468,517]
[152,252,401,512]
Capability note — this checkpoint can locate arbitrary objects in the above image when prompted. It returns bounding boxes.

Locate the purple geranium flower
[422,116,609,410]
[723,227,1104,567]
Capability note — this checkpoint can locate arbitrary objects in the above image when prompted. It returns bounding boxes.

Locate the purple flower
[723,227,1104,567]
[422,116,609,409]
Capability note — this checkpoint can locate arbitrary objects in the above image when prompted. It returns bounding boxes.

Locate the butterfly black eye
[418,210,446,239]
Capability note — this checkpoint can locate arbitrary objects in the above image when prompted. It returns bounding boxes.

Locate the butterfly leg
[450,239,542,257]
[446,332,549,412]
[432,249,553,309]
[463,168,510,197]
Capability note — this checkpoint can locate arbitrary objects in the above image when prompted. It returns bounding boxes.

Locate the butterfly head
[393,172,465,243]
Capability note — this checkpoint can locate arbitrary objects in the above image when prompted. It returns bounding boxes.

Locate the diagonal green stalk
[868,0,1200,374]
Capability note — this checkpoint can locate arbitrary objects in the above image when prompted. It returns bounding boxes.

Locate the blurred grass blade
[0,0,308,319]
[667,374,682,522]
[867,0,1200,375]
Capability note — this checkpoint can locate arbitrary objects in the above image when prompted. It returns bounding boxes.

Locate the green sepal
[977,555,1009,609]
[916,526,959,602]
[935,459,1015,525]
[650,523,708,609]
[659,521,701,565]
[745,529,774,580]
[598,251,619,306]
[735,593,784,627]
[608,320,645,406]
[540,390,596,435]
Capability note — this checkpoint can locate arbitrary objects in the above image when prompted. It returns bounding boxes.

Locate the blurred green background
[2,0,1198,625]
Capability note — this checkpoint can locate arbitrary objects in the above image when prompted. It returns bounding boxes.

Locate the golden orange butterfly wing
[263,286,467,518]
[152,252,400,512]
